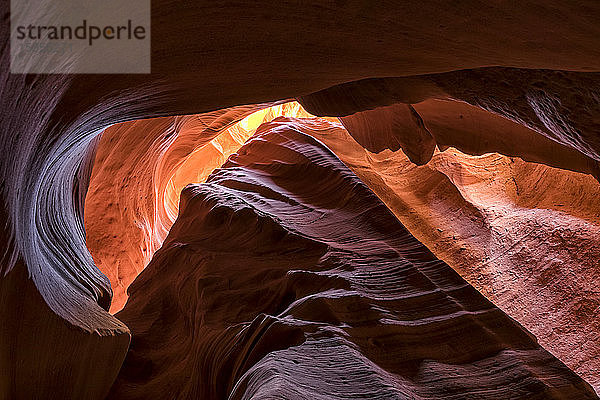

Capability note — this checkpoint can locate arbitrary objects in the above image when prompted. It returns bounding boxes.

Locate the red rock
[108,118,597,399]
[1,1,599,398]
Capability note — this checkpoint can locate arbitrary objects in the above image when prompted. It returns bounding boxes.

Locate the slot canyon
[2,2,600,399]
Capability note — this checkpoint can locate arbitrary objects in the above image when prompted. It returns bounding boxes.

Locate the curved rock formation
[109,117,597,399]
[82,96,600,391]
[85,102,318,312]
[298,68,600,178]
[304,119,600,389]
[2,1,600,398]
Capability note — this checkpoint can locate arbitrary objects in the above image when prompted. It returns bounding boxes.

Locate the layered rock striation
[2,1,600,398]
[109,118,597,399]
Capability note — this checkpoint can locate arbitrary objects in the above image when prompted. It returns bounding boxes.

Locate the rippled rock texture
[108,118,597,399]
[84,103,327,312]
[305,119,600,389]
[2,1,600,398]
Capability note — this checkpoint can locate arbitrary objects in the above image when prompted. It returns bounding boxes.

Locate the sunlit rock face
[299,69,600,179]
[84,94,600,389]
[42,98,600,396]
[85,103,320,312]
[108,118,597,399]
[2,1,600,398]
[305,122,600,389]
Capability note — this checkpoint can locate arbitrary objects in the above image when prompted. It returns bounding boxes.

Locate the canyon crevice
[107,118,597,399]
[2,1,600,399]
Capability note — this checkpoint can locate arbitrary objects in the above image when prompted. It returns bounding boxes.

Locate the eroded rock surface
[305,120,600,389]
[85,103,319,312]
[2,1,600,397]
[109,118,597,399]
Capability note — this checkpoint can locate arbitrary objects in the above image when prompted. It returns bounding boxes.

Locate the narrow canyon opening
[85,101,337,312]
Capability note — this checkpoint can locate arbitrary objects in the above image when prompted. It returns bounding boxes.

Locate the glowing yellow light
[162,101,322,227]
